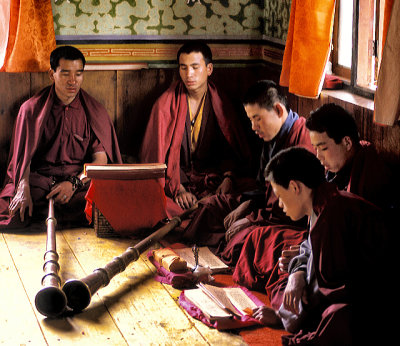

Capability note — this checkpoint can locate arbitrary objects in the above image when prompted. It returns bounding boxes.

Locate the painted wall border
[56,36,284,69]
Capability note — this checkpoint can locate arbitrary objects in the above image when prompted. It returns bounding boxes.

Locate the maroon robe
[139,80,252,216]
[182,115,313,265]
[281,183,390,345]
[327,140,394,210]
[237,140,395,317]
[0,85,122,228]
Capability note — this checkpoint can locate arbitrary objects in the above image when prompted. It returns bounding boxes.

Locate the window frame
[331,0,383,99]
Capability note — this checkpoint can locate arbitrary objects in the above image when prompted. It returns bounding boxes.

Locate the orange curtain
[279,0,336,98]
[374,0,399,126]
[0,0,55,72]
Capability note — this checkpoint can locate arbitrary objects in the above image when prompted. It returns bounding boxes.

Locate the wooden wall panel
[83,71,117,123]
[115,68,178,161]
[0,67,399,187]
[30,72,52,97]
[0,73,31,183]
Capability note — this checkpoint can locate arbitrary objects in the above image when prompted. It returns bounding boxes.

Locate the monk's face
[245,103,285,142]
[309,131,353,173]
[179,52,213,94]
[271,180,310,221]
[49,58,84,105]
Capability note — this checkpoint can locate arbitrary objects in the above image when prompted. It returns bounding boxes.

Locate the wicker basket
[93,203,120,238]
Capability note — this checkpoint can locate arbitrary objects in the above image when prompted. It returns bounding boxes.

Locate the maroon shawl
[234,141,393,304]
[281,183,389,345]
[0,85,122,223]
[139,80,251,198]
[346,141,394,209]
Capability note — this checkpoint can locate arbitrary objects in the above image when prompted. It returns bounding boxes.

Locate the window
[331,0,386,96]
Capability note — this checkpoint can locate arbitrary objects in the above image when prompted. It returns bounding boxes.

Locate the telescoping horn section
[62,200,201,312]
[34,198,67,317]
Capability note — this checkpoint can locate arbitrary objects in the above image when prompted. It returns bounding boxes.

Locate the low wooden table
[0,227,246,345]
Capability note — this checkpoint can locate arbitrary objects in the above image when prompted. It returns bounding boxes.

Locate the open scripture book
[184,283,258,323]
[173,246,230,274]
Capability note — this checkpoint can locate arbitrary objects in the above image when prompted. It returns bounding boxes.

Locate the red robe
[182,115,313,265]
[234,140,395,318]
[281,183,390,345]
[139,80,252,216]
[0,85,122,227]
[328,140,394,210]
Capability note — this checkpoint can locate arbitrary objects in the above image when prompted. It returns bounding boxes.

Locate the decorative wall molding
[57,40,284,68]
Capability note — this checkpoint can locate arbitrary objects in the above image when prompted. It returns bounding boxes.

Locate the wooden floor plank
[1,227,248,345]
[2,230,127,345]
[61,228,212,345]
[140,245,247,346]
[0,233,47,346]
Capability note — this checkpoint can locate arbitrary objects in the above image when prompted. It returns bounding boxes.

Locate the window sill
[321,88,374,111]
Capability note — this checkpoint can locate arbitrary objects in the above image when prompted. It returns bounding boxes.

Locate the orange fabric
[279,0,336,98]
[85,179,168,237]
[374,0,400,126]
[1,0,55,72]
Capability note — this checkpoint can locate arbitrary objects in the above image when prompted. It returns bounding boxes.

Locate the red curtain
[0,0,56,72]
[279,0,336,98]
[374,0,399,126]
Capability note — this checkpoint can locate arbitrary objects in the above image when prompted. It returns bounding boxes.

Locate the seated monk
[0,46,122,229]
[234,103,396,306]
[251,147,391,345]
[181,80,313,265]
[307,103,395,210]
[139,41,253,217]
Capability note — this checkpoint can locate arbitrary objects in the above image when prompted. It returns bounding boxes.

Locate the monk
[139,41,252,217]
[234,103,395,303]
[307,103,394,210]
[0,46,122,229]
[182,80,313,265]
[252,147,390,345]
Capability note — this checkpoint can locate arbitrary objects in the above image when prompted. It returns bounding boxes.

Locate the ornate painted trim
[57,40,284,69]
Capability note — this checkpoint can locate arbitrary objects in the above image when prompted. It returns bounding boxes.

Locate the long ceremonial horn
[62,202,199,312]
[35,198,67,317]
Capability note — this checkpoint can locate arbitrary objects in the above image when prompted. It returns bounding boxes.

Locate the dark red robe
[327,140,394,210]
[281,182,390,345]
[182,115,313,265]
[238,140,395,317]
[139,80,253,217]
[0,85,122,228]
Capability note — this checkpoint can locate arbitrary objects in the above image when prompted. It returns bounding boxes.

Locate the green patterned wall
[52,0,291,43]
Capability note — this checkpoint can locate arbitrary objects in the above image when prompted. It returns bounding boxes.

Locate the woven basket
[93,203,120,238]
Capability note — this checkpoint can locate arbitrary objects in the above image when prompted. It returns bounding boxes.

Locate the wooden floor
[0,226,248,345]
